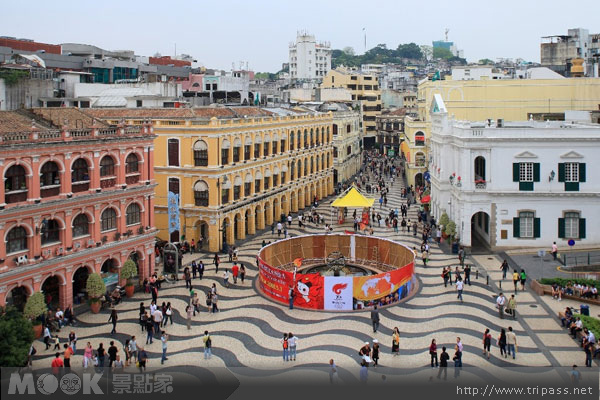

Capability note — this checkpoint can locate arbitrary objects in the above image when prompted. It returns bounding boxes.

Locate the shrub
[439,212,449,228]
[86,273,106,300]
[121,259,138,286]
[0,306,34,366]
[581,315,600,340]
[445,220,456,237]
[539,278,600,288]
[23,292,47,321]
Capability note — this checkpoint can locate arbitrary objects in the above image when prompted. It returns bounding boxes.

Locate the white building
[429,95,600,250]
[451,66,508,81]
[289,32,331,81]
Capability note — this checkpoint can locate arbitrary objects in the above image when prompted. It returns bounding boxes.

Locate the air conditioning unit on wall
[17,255,28,265]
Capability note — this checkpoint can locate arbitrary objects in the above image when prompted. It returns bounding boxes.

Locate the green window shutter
[512,163,520,182]
[558,163,565,182]
[579,163,586,183]
[558,218,565,239]
[534,218,541,238]
[513,217,520,238]
[533,163,540,182]
[579,218,586,239]
[565,182,580,191]
[519,181,534,191]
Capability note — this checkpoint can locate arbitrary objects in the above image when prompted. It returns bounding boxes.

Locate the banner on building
[167,191,180,234]
[293,273,324,310]
[323,276,354,311]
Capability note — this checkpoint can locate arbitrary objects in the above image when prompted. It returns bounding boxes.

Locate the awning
[331,187,375,208]
[421,195,431,204]
[400,141,410,161]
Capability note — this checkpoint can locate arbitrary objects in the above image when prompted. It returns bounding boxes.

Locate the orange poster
[353,263,414,301]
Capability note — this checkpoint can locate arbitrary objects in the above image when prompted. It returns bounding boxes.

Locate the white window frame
[564,162,579,183]
[564,211,580,239]
[519,211,534,238]
[519,162,533,182]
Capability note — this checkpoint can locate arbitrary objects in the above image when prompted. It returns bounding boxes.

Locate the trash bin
[580,305,590,316]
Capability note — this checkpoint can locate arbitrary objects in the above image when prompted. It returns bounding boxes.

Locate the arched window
[71,158,89,182]
[415,131,425,146]
[315,155,320,172]
[244,136,252,160]
[5,165,27,203]
[254,136,262,159]
[297,131,301,149]
[474,156,486,181]
[126,203,141,225]
[233,176,242,200]
[280,133,286,153]
[101,208,117,232]
[263,135,270,157]
[7,226,27,254]
[125,153,139,173]
[100,156,115,177]
[304,130,308,149]
[304,159,308,176]
[72,214,89,238]
[273,167,280,186]
[40,162,60,187]
[244,174,252,197]
[194,180,209,206]
[193,140,208,166]
[310,156,314,174]
[290,161,296,180]
[40,219,60,245]
[254,171,262,193]
[290,131,295,151]
[221,139,230,165]
[415,152,426,167]
[264,169,271,190]
[233,138,242,163]
[272,133,279,154]
[310,129,314,146]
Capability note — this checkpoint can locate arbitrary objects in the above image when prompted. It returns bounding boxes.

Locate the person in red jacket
[231,264,239,285]
[51,352,64,374]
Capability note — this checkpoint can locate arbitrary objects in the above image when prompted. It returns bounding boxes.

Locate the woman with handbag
[391,327,400,356]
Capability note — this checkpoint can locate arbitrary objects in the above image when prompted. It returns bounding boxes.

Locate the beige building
[90,107,335,252]
[329,105,361,185]
[321,68,382,141]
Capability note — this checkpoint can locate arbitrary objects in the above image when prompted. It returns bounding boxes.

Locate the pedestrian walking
[520,269,527,291]
[429,339,439,368]
[43,325,51,350]
[372,339,380,366]
[360,361,368,383]
[456,277,464,302]
[281,333,289,361]
[145,318,154,344]
[240,264,245,284]
[198,260,204,279]
[329,359,339,384]
[160,331,168,364]
[464,264,471,285]
[214,253,220,274]
[108,309,118,334]
[203,330,212,359]
[458,246,465,267]
[186,305,193,330]
[165,302,173,325]
[108,341,118,367]
[129,336,138,363]
[483,329,492,359]
[371,305,380,332]
[506,327,517,359]
[211,293,219,313]
[391,327,400,356]
[455,337,463,367]
[497,292,506,319]
[437,347,449,380]
[68,331,77,354]
[512,270,519,293]
[442,267,450,287]
[500,260,509,280]
[507,294,517,319]
[83,342,93,369]
[498,328,507,358]
[137,347,148,372]
[551,242,558,261]
[97,343,105,368]
[223,269,230,288]
[184,267,192,289]
[231,263,239,284]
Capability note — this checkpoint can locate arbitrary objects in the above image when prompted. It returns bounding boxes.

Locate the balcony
[474,180,487,189]
[40,185,61,198]
[5,190,27,204]
[100,177,116,189]
[71,181,90,193]
[126,174,140,185]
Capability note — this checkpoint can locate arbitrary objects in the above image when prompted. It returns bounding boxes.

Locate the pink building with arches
[0,108,156,310]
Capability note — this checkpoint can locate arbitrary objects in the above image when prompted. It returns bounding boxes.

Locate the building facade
[321,68,382,141]
[376,109,405,156]
[541,28,600,77]
[332,109,361,185]
[89,107,335,253]
[0,109,156,309]
[289,32,331,81]
[429,104,600,250]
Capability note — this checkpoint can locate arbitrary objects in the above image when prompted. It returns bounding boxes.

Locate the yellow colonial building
[91,107,334,252]
[321,68,382,141]
[402,76,600,189]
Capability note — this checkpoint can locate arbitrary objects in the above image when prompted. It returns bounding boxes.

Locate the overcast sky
[3,0,599,71]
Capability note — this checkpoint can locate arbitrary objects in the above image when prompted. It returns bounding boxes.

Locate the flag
[254,92,260,105]
[293,258,303,268]
[432,71,441,81]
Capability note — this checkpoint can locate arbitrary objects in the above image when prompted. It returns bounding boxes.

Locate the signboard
[323,276,354,311]
[538,250,546,257]
[102,273,119,287]
[568,239,575,247]
[258,258,293,303]
[387,149,395,157]
[293,273,324,310]
[167,191,180,234]
[353,262,414,301]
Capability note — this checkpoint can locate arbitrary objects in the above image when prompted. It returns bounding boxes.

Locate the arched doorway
[234,213,242,240]
[255,206,262,230]
[273,198,279,223]
[474,156,486,182]
[222,217,230,250]
[72,266,90,305]
[196,221,209,250]
[101,259,119,292]
[6,286,29,311]
[471,211,491,253]
[42,276,60,309]
[244,210,250,236]
[415,173,424,187]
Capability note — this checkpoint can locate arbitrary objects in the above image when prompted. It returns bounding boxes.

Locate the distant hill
[332,43,424,68]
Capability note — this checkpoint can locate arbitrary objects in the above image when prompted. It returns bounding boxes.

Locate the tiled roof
[86,107,273,120]
[0,111,45,134]
[30,108,109,129]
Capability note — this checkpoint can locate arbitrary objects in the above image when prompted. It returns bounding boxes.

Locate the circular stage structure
[257,234,416,311]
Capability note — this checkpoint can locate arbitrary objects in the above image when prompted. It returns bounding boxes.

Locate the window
[280,139,285,152]
[559,212,586,239]
[415,152,426,167]
[221,140,230,165]
[101,208,117,232]
[100,156,115,177]
[264,177,270,190]
[290,132,295,151]
[136,100,143,108]
[233,146,240,163]
[254,143,260,159]
[5,165,27,192]
[71,159,89,182]
[72,214,89,238]
[168,139,179,166]
[244,181,251,197]
[244,142,251,160]
[168,178,180,195]
[513,162,540,191]
[415,132,425,146]
[564,163,579,182]
[6,226,27,254]
[519,211,534,238]
[126,203,141,225]
[193,140,208,166]
[125,153,139,173]
[559,162,585,191]
[233,177,241,200]
[272,141,277,154]
[205,84,210,91]
[273,175,279,186]
[255,178,261,193]
[347,146,352,156]
[264,140,270,156]
[347,125,351,133]
[304,131,308,149]
[221,188,229,204]
[41,219,60,245]
[194,181,209,206]
[40,162,60,186]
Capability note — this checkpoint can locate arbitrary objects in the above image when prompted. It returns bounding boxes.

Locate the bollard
[499,280,502,289]
[476,270,479,280]
[486,276,489,286]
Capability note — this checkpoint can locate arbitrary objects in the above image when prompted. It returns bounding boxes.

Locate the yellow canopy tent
[331,187,375,208]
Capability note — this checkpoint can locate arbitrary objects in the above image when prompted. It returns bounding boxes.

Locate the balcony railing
[40,185,61,198]
[475,181,487,189]
[126,174,140,185]
[100,178,116,189]
[5,190,28,203]
[71,181,90,193]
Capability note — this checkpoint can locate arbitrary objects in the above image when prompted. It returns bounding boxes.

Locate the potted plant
[439,212,450,239]
[445,220,457,241]
[121,259,138,298]
[23,292,47,338]
[86,273,106,314]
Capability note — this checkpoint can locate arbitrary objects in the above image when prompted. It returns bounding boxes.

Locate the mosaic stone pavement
[30,172,587,382]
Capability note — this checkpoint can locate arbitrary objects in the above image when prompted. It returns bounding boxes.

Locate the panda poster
[323,276,354,311]
[293,273,324,309]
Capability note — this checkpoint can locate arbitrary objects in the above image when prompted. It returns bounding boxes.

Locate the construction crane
[445,28,450,42]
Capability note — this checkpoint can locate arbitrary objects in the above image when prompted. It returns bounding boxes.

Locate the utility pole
[363,28,367,53]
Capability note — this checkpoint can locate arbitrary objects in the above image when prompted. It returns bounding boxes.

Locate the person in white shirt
[456,278,464,302]
[287,332,298,361]
[496,293,507,319]
[276,222,283,237]
[223,269,230,288]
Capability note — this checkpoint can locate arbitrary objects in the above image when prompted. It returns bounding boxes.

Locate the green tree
[23,292,46,322]
[438,212,450,228]
[396,43,423,60]
[0,306,34,366]
[342,46,355,56]
[86,273,106,301]
[445,221,456,238]
[479,58,494,65]
[121,259,138,286]
[433,47,454,60]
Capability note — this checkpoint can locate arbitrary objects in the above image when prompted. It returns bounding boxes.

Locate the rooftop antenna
[445,28,449,42]
[363,28,367,53]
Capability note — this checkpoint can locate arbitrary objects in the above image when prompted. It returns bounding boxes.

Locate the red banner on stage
[258,258,293,303]
[293,273,324,309]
